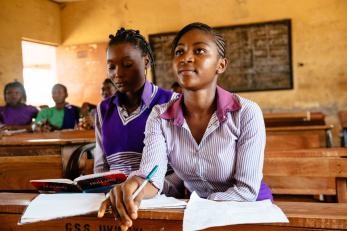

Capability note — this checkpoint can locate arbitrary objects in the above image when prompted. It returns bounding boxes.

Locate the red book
[30,171,127,193]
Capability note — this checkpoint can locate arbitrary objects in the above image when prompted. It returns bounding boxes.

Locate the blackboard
[149,19,293,92]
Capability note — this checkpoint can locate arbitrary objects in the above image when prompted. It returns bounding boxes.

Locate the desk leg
[336,178,347,203]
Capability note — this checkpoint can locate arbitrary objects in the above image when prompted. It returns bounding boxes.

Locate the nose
[180,50,194,64]
[109,66,121,79]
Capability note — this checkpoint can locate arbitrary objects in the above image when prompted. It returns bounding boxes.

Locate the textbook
[30,171,127,193]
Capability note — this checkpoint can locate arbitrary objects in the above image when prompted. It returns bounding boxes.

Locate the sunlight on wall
[22,41,57,107]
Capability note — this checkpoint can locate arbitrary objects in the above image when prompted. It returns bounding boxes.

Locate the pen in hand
[130,165,159,200]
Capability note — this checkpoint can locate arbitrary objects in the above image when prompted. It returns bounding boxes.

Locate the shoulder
[25,104,39,113]
[97,95,115,114]
[235,94,262,115]
[150,96,179,118]
[152,84,175,104]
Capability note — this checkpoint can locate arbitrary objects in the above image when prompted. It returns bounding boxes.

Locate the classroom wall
[0,0,61,104]
[59,0,347,144]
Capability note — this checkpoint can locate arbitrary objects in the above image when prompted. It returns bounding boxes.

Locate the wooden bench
[264,148,347,202]
[0,130,95,191]
[0,193,346,231]
[266,125,333,151]
[264,112,326,127]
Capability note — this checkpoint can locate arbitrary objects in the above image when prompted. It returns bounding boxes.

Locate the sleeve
[208,102,266,201]
[129,106,169,192]
[93,104,109,173]
[35,108,48,123]
[162,172,185,198]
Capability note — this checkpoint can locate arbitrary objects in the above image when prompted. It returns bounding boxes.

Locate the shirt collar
[160,86,241,126]
[112,80,153,108]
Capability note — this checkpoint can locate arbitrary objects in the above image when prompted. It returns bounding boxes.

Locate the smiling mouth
[179,70,196,75]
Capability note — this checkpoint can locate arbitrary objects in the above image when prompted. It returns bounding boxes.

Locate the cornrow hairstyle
[108,28,155,69]
[4,81,27,104]
[171,22,226,58]
[52,83,68,95]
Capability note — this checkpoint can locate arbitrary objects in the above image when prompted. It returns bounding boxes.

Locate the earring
[144,68,147,77]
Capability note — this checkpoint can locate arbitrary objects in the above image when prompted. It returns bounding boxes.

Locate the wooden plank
[0,193,347,230]
[264,157,347,177]
[266,134,323,151]
[264,176,336,195]
[0,155,63,191]
[266,125,333,132]
[0,145,61,156]
[264,112,326,127]
[0,130,95,146]
[336,178,347,203]
[265,148,347,158]
[338,111,347,128]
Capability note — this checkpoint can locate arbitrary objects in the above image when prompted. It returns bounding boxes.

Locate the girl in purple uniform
[93,28,174,175]
[110,23,273,230]
[0,81,38,130]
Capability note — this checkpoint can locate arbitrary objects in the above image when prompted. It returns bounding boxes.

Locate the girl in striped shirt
[111,23,272,230]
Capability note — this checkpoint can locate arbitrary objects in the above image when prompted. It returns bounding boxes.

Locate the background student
[0,81,38,131]
[93,28,174,175]
[34,83,79,132]
[110,22,272,230]
[78,78,117,130]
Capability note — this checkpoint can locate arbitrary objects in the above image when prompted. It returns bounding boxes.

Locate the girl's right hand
[110,176,146,231]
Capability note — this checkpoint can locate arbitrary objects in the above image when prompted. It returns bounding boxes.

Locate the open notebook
[19,193,187,224]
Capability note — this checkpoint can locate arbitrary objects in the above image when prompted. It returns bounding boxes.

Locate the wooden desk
[264,148,347,202]
[264,112,326,127]
[266,125,333,151]
[0,193,346,231]
[0,130,95,191]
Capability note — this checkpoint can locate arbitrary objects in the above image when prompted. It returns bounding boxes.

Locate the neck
[119,85,145,110]
[183,85,217,117]
[55,102,66,110]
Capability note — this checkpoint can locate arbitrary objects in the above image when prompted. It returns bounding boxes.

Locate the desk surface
[0,130,95,146]
[0,193,346,230]
[265,147,347,157]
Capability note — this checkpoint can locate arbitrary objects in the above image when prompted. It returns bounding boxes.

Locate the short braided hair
[171,22,226,58]
[108,28,154,69]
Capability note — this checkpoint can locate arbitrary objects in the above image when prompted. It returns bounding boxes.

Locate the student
[0,81,38,130]
[111,22,273,229]
[101,78,117,99]
[79,79,116,130]
[93,28,174,175]
[34,84,79,131]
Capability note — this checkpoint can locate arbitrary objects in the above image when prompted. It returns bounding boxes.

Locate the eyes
[107,60,133,71]
[174,47,207,57]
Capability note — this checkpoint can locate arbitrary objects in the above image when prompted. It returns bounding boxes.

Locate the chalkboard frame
[149,19,293,92]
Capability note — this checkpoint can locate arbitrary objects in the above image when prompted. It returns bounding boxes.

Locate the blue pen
[130,165,158,200]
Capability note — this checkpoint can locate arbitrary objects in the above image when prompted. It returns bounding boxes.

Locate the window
[22,40,57,107]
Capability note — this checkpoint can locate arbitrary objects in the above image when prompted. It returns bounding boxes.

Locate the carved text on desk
[65,222,143,231]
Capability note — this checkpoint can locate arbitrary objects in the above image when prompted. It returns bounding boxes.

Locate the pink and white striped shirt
[131,86,267,201]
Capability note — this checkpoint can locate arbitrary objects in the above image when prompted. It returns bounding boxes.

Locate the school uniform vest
[99,85,173,174]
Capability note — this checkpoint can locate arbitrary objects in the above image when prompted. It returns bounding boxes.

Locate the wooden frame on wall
[149,19,293,92]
